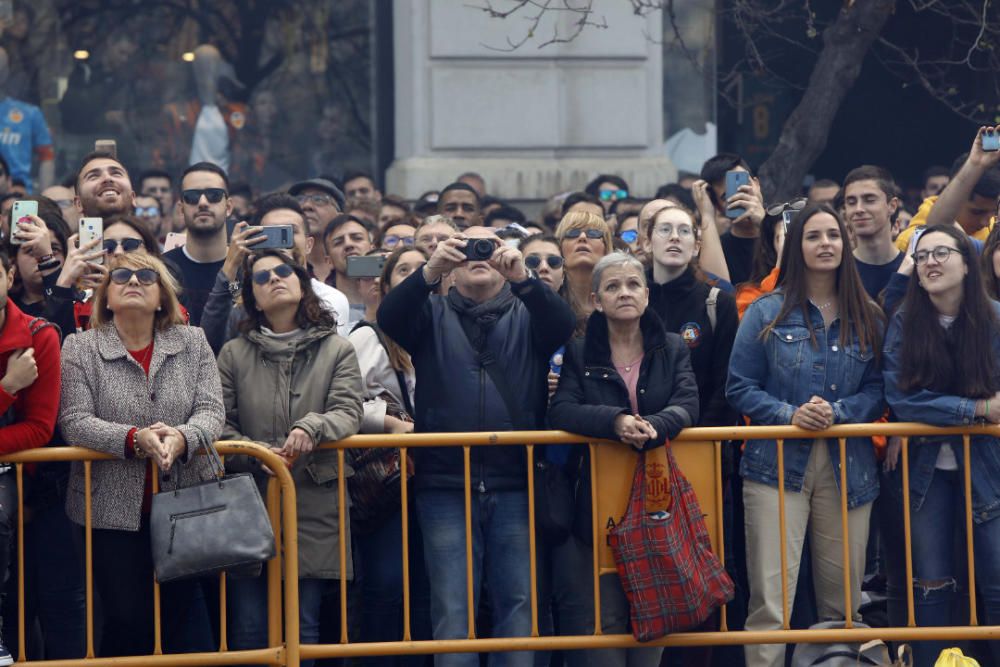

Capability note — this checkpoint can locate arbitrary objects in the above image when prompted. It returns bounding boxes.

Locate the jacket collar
[95,322,186,360]
[0,301,35,354]
[647,265,696,296]
[582,308,668,367]
[245,324,335,355]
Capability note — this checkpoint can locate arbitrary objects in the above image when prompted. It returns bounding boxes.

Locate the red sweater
[0,301,60,453]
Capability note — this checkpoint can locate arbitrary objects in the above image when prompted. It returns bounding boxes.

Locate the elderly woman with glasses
[58,251,224,658]
[217,250,363,667]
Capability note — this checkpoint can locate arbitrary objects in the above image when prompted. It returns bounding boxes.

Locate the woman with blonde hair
[555,211,613,334]
[59,251,225,657]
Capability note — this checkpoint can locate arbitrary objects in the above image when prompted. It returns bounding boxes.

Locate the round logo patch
[680,322,702,348]
[7,109,22,124]
[229,111,245,130]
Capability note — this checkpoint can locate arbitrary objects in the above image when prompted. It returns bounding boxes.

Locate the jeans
[416,489,533,667]
[23,502,86,658]
[357,508,431,666]
[227,575,341,667]
[0,477,15,644]
[551,534,662,667]
[90,520,215,657]
[884,468,1000,667]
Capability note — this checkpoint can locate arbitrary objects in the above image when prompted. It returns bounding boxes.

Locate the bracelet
[37,258,62,271]
[37,254,54,264]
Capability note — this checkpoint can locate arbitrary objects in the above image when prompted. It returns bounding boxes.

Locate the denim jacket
[727,291,884,508]
[883,302,1000,523]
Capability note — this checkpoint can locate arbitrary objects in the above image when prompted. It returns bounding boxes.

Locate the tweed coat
[59,323,225,531]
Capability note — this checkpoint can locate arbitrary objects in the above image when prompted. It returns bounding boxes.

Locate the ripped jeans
[882,468,1000,666]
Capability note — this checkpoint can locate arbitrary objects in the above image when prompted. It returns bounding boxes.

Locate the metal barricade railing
[301,423,1000,661]
[6,424,998,665]
[3,441,299,667]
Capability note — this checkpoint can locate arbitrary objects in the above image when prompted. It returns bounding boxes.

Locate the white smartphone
[79,217,104,264]
[10,200,37,245]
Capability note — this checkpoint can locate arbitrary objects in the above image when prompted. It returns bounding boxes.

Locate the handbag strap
[352,321,415,418]
[457,314,529,430]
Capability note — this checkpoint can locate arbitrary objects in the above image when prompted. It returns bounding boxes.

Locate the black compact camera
[462,238,497,261]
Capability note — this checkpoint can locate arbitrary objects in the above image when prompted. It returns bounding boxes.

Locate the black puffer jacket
[549,308,699,448]
[378,267,575,491]
[647,267,739,427]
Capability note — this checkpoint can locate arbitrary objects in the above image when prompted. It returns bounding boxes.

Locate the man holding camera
[377,226,574,667]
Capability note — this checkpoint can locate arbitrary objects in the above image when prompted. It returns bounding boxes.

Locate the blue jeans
[227,575,335,667]
[884,468,1000,666]
[416,489,533,667]
[357,509,431,666]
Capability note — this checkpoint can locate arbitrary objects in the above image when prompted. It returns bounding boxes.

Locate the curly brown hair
[238,250,336,334]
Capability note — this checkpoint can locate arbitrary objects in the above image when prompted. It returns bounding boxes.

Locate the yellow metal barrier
[3,441,299,667]
[303,423,1000,661]
[6,423,1000,665]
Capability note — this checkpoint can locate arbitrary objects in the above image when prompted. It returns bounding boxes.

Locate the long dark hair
[239,250,336,334]
[746,214,783,286]
[899,225,997,397]
[980,223,1000,300]
[761,203,883,357]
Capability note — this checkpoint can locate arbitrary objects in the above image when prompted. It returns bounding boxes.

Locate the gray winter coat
[59,324,225,531]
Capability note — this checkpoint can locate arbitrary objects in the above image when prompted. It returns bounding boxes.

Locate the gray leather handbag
[150,441,276,583]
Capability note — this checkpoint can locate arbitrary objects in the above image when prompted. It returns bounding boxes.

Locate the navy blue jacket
[377,268,575,491]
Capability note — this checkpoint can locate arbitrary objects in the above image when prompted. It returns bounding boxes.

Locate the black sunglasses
[525,255,564,270]
[181,188,227,205]
[563,228,604,240]
[766,197,808,218]
[252,263,295,285]
[103,238,144,254]
[110,268,159,285]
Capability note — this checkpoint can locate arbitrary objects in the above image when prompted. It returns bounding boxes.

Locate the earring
[156,305,162,311]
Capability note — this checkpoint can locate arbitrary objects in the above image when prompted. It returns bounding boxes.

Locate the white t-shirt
[311,279,352,337]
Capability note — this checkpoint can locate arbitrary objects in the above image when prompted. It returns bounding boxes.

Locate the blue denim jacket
[726,292,884,508]
[883,302,1000,523]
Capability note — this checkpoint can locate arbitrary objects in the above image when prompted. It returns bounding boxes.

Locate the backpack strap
[27,317,60,340]
[350,321,414,418]
[705,286,720,331]
[456,314,529,430]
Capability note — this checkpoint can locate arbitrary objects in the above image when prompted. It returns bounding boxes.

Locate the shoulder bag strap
[457,314,528,430]
[705,286,720,331]
[353,321,415,418]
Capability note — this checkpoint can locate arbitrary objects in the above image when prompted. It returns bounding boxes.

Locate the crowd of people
[0,123,997,667]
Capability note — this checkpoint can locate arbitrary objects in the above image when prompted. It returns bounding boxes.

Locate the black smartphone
[250,225,294,250]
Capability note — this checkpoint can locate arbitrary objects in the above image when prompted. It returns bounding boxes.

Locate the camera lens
[472,239,495,260]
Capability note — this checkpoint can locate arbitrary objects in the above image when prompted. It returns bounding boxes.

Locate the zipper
[478,367,486,492]
[167,505,226,554]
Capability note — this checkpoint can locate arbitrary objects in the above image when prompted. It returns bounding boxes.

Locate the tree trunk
[757,0,896,203]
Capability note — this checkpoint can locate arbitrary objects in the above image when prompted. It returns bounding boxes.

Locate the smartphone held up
[9,200,38,245]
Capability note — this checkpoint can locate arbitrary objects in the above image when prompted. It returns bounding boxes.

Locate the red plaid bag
[609,446,734,641]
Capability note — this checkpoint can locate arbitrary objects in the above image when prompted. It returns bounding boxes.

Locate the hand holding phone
[10,200,38,246]
[725,170,751,219]
[79,218,104,265]
[982,128,1000,152]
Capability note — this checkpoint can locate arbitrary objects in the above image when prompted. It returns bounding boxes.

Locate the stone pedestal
[386,0,676,201]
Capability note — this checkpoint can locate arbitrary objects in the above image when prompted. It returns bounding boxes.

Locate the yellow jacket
[895,196,996,251]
